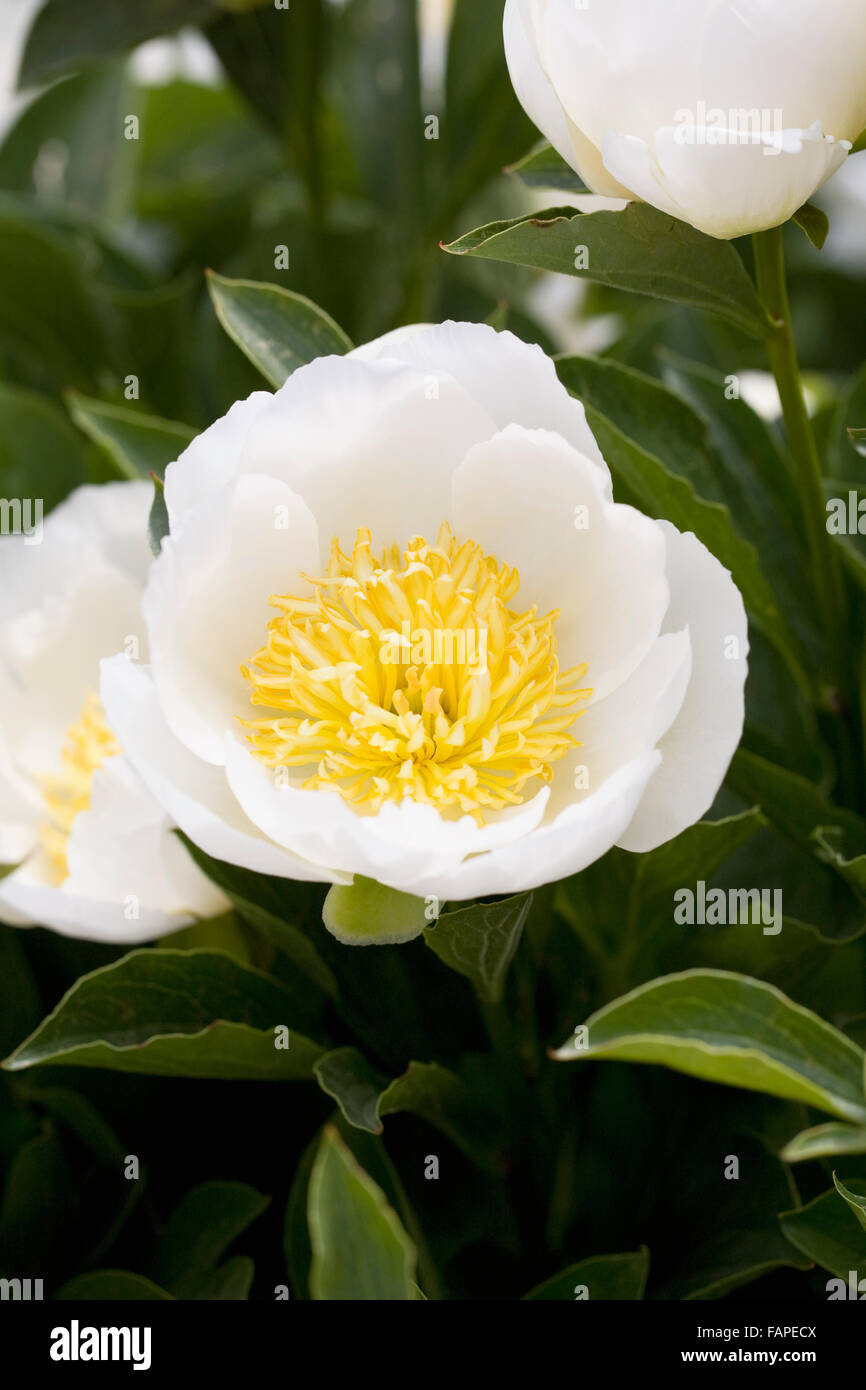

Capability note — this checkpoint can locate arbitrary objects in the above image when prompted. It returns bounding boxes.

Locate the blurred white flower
[504,0,866,239]
[0,483,227,942]
[130,30,222,89]
[525,273,623,359]
[737,369,822,421]
[814,153,866,273]
[102,323,748,940]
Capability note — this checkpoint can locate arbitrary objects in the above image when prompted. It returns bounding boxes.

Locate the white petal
[143,474,321,766]
[238,353,497,557]
[354,320,609,482]
[1,564,145,778]
[536,0,866,183]
[224,735,459,883]
[504,0,633,198]
[485,627,690,841]
[602,125,850,238]
[699,0,866,141]
[0,480,152,862]
[163,391,273,533]
[0,857,196,943]
[617,525,748,852]
[452,426,669,700]
[224,733,551,884]
[387,750,662,900]
[0,787,38,864]
[65,754,228,921]
[573,631,692,802]
[0,701,41,863]
[503,0,583,172]
[100,654,344,883]
[0,481,151,626]
[539,0,711,154]
[0,481,151,779]
[561,115,637,200]
[47,481,154,587]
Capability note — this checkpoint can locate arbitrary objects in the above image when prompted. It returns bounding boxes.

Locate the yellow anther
[40,691,120,881]
[241,523,591,820]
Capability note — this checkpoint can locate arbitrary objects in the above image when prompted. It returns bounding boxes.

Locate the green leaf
[702,813,866,952]
[506,139,586,193]
[195,1255,255,1299]
[834,1173,866,1234]
[727,749,866,905]
[660,353,802,525]
[524,1249,649,1300]
[322,875,429,946]
[0,382,89,512]
[558,354,728,497]
[792,202,830,251]
[148,474,169,557]
[557,382,807,690]
[0,1087,142,1275]
[215,0,273,11]
[656,1125,811,1300]
[566,354,810,629]
[729,749,866,850]
[0,202,112,389]
[443,203,773,338]
[638,810,769,907]
[204,0,324,174]
[334,0,424,234]
[780,1187,866,1278]
[170,907,255,964]
[2,949,324,1080]
[781,1123,866,1164]
[566,351,818,684]
[313,1047,388,1133]
[0,926,41,1053]
[284,1135,318,1301]
[18,0,217,88]
[307,1125,416,1300]
[560,353,814,669]
[154,1181,269,1298]
[175,832,337,995]
[423,893,533,1003]
[56,1271,174,1300]
[66,392,195,482]
[206,271,353,388]
[554,968,866,1123]
[848,426,866,457]
[438,1,534,227]
[659,353,817,667]
[0,1130,68,1274]
[558,810,767,967]
[19,1086,130,1170]
[135,78,280,238]
[0,66,132,218]
[313,1048,504,1171]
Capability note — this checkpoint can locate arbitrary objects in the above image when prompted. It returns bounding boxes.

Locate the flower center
[240,523,591,820]
[40,691,120,881]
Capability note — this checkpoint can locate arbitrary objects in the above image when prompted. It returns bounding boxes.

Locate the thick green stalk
[752,225,848,703]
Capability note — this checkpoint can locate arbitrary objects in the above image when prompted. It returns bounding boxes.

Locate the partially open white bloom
[0,483,227,942]
[101,322,748,941]
[504,0,866,239]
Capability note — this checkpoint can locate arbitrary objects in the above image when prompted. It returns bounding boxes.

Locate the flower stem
[752,225,848,701]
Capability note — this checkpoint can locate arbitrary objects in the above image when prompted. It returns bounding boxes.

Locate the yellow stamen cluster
[240,523,591,820]
[41,691,120,881]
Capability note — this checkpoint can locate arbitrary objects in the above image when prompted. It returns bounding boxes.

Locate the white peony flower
[504,0,866,239]
[0,482,227,942]
[100,322,748,941]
